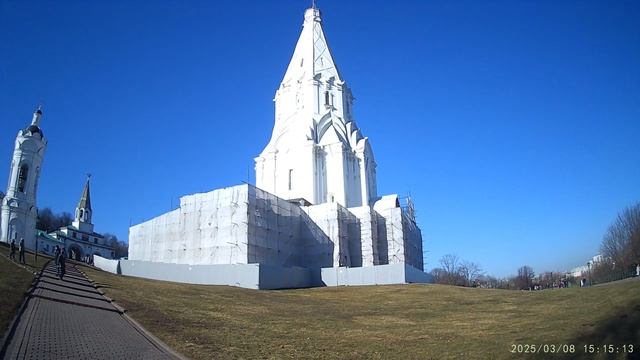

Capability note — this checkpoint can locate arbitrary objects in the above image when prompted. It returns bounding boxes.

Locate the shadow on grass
[568,301,640,360]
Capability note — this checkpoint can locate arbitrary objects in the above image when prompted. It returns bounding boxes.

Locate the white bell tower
[255,7,377,208]
[1,107,47,248]
[72,175,94,234]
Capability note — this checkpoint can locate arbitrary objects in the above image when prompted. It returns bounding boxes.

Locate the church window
[79,209,84,220]
[324,91,330,106]
[17,164,28,192]
[82,234,89,241]
[288,169,293,190]
[300,58,304,67]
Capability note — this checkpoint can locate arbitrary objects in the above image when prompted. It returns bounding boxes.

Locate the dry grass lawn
[0,243,41,335]
[79,264,640,360]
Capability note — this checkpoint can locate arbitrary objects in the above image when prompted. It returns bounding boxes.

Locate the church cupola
[72,175,94,233]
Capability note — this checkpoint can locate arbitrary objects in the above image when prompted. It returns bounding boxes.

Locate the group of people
[9,238,26,264]
[53,245,67,280]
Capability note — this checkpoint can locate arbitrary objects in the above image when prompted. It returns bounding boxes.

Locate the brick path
[1,261,182,359]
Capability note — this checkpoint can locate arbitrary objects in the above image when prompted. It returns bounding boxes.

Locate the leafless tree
[104,233,129,258]
[440,254,459,274]
[36,208,73,232]
[515,265,535,290]
[439,254,463,285]
[601,202,640,271]
[459,260,483,287]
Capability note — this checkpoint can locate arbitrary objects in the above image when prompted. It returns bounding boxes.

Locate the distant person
[580,278,586,287]
[54,246,61,275]
[18,238,26,264]
[58,249,66,280]
[9,239,16,260]
[636,264,640,277]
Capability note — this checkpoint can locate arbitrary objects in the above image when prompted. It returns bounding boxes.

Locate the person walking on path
[54,245,61,276]
[58,249,66,280]
[9,239,16,260]
[18,238,26,264]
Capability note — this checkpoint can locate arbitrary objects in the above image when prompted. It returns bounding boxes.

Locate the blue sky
[1,0,638,277]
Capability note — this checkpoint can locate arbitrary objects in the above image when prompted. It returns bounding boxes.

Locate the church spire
[77,174,92,212]
[31,105,43,126]
[279,4,341,88]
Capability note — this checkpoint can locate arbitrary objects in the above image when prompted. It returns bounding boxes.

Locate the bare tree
[36,208,73,233]
[601,202,640,270]
[459,261,483,287]
[104,233,129,258]
[429,268,446,283]
[439,254,462,285]
[515,265,535,290]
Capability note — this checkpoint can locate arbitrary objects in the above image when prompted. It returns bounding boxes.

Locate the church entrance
[68,244,83,261]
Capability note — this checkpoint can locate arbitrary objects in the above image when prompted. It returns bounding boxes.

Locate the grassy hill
[0,244,39,335]
[79,265,640,360]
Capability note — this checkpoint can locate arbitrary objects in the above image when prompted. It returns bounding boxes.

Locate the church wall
[343,151,362,208]
[323,143,346,206]
[402,213,424,271]
[129,185,250,265]
[349,205,379,266]
[303,202,356,267]
[247,186,303,267]
[385,207,406,265]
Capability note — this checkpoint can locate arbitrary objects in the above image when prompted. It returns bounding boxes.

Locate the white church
[117,6,429,289]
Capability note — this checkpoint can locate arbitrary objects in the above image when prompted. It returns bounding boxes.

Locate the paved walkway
[2,261,182,359]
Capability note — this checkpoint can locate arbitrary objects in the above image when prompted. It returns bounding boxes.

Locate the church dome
[25,125,43,137]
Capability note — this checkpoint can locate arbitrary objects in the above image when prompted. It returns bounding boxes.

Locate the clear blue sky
[1,0,639,277]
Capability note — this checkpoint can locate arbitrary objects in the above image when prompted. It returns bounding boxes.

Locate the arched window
[17,164,29,193]
[79,209,84,220]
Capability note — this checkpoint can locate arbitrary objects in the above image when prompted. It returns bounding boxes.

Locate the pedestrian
[9,239,16,260]
[636,264,640,277]
[54,245,61,276]
[58,249,66,280]
[18,238,26,264]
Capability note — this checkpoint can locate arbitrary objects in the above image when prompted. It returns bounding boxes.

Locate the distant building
[568,254,604,278]
[44,177,115,260]
[1,107,47,249]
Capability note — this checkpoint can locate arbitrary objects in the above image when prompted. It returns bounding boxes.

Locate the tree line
[592,202,640,283]
[430,201,640,289]
[429,254,541,290]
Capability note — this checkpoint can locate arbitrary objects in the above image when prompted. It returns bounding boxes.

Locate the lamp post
[587,261,592,286]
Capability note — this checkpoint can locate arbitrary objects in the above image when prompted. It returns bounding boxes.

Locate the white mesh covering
[129,185,424,273]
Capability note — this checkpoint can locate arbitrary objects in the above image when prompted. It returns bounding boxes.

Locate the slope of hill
[79,265,640,360]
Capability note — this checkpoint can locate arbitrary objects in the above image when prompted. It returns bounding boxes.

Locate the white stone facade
[255,8,377,208]
[1,108,47,249]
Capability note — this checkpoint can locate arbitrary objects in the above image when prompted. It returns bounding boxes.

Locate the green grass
[0,243,40,336]
[78,264,640,360]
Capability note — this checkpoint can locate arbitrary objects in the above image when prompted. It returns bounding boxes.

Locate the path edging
[0,258,49,358]
[77,266,188,360]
